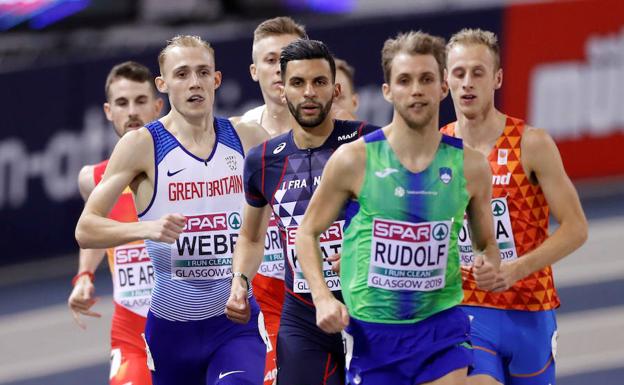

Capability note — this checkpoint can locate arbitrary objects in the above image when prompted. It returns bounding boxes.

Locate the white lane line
[557,306,624,376]
[0,297,113,383]
[554,217,624,288]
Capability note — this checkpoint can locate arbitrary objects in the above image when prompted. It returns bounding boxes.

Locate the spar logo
[228,212,242,230]
[115,245,149,264]
[287,222,342,245]
[432,223,449,241]
[183,213,228,233]
[491,199,507,217]
[373,219,432,242]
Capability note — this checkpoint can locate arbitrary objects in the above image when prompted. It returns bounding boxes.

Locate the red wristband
[71,271,95,286]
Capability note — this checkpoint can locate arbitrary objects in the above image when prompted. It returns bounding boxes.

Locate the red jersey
[93,160,153,350]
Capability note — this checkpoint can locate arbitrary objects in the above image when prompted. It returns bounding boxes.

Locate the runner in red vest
[68,61,163,385]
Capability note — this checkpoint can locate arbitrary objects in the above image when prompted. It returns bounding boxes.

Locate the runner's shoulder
[332,119,379,142]
[244,131,294,175]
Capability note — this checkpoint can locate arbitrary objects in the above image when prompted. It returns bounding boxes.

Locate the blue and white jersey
[139,118,246,321]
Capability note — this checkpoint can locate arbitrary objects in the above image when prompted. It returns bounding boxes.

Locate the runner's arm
[232,203,273,281]
[69,165,105,328]
[76,164,107,270]
[226,203,272,323]
[296,142,364,332]
[464,147,501,291]
[68,248,105,328]
[76,128,185,248]
[505,127,588,281]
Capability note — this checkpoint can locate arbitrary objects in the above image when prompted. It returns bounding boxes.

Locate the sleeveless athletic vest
[138,118,246,321]
[240,104,265,124]
[341,130,469,323]
[441,116,559,311]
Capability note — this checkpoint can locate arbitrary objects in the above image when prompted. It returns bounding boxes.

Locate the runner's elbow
[75,217,93,248]
[573,218,588,248]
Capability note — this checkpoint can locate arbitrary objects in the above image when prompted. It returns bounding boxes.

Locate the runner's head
[280,39,339,129]
[104,61,163,137]
[251,17,307,105]
[156,35,221,121]
[333,58,359,117]
[446,28,502,119]
[381,31,448,130]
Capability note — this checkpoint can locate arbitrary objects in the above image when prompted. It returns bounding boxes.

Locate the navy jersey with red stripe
[244,120,379,308]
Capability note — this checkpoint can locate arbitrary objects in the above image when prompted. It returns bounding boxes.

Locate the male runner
[232,16,306,384]
[442,28,588,385]
[76,35,268,385]
[332,58,359,120]
[235,16,307,136]
[68,61,163,385]
[296,31,501,385]
[225,39,378,385]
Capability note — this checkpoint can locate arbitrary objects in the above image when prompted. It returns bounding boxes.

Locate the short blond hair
[447,28,500,70]
[158,35,215,73]
[381,31,446,83]
[253,16,307,44]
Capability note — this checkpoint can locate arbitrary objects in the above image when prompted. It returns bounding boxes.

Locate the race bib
[368,218,451,292]
[458,197,518,266]
[285,221,343,293]
[113,243,153,316]
[171,212,240,280]
[258,214,285,280]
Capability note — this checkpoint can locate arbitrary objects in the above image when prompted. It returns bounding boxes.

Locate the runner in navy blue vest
[225,39,379,385]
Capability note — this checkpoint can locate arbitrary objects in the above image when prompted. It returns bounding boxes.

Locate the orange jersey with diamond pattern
[441,116,560,311]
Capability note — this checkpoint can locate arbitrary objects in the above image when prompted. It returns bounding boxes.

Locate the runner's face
[158,46,221,120]
[251,34,301,104]
[383,52,447,130]
[105,78,162,137]
[282,58,337,128]
[333,69,358,116]
[447,43,501,119]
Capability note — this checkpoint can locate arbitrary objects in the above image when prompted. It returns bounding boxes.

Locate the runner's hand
[472,254,499,291]
[225,277,250,324]
[315,296,349,334]
[68,275,101,329]
[144,214,186,243]
[327,253,341,274]
[491,259,524,292]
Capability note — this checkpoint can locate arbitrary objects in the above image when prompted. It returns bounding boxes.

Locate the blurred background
[0,0,623,384]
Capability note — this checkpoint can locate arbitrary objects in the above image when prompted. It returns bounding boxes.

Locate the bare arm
[75,165,108,270]
[464,146,501,291]
[295,141,365,333]
[69,165,106,328]
[75,128,185,248]
[226,203,272,323]
[499,127,588,285]
[68,248,105,329]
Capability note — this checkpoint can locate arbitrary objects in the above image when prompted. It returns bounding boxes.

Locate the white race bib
[113,244,152,316]
[258,214,285,280]
[286,221,343,293]
[171,212,240,280]
[368,218,451,292]
[458,197,518,266]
